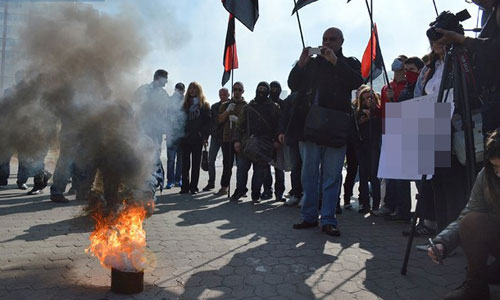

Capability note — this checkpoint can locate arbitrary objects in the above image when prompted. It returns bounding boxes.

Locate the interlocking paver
[1,155,500,300]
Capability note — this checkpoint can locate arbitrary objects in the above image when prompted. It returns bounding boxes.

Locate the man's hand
[427,243,445,264]
[435,28,466,45]
[298,47,311,68]
[278,133,285,144]
[320,46,337,65]
[229,115,239,123]
[234,142,241,153]
[226,103,236,113]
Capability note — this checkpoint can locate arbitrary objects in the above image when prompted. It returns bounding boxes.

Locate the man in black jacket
[262,81,286,202]
[287,27,363,236]
[232,82,280,203]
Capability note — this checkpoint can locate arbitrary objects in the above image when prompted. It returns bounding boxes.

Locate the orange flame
[86,203,148,272]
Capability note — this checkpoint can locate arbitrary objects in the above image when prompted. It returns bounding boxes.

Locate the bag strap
[246,104,272,131]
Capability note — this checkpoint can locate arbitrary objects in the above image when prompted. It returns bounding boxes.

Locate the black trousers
[220,142,236,188]
[343,142,359,204]
[432,155,469,232]
[357,140,381,210]
[263,165,285,196]
[289,141,303,198]
[181,143,203,192]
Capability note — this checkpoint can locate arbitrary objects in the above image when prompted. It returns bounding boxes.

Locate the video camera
[426,9,471,41]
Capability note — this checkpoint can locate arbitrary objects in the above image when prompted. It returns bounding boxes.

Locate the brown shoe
[50,194,69,203]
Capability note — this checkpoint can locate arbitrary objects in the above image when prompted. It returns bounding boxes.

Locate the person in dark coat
[179,82,211,195]
[231,82,280,203]
[287,27,363,237]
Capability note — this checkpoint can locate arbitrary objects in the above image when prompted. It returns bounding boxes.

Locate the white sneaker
[285,195,300,206]
[297,197,304,208]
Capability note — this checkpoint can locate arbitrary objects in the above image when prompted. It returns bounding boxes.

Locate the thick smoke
[0,3,172,204]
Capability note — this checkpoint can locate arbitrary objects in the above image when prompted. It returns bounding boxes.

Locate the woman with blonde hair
[355,86,382,214]
[179,82,211,194]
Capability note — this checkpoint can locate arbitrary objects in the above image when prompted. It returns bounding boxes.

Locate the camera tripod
[401,43,479,275]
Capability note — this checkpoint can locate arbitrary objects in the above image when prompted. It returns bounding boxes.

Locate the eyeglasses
[233,88,243,92]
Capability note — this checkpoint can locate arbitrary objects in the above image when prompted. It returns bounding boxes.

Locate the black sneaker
[179,189,189,194]
[230,190,246,202]
[252,198,261,204]
[293,220,319,229]
[203,184,214,191]
[322,224,341,236]
[261,191,273,200]
[50,194,69,203]
[384,213,410,223]
[18,183,28,190]
[274,193,285,202]
[444,277,489,300]
[358,205,371,214]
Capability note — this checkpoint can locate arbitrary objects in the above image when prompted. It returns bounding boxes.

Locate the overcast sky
[91,0,482,104]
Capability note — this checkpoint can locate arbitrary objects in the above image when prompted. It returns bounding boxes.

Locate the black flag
[292,0,351,15]
[222,15,238,86]
[222,0,259,32]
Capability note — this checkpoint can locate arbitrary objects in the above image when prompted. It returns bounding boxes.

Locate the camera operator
[433,0,500,136]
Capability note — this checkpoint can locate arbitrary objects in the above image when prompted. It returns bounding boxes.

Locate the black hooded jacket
[234,82,280,145]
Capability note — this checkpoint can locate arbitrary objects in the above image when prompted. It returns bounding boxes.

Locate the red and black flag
[222,15,239,87]
[361,23,383,83]
[222,0,259,32]
[292,0,351,14]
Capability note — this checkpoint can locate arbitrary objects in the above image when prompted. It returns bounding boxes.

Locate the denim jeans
[0,154,28,185]
[299,141,346,226]
[208,137,222,186]
[235,154,266,199]
[50,133,78,195]
[167,144,182,184]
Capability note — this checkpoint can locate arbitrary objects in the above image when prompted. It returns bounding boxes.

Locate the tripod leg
[401,211,419,275]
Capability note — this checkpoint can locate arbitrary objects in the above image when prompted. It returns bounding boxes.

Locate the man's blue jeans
[299,141,346,226]
[167,144,182,184]
[208,137,222,186]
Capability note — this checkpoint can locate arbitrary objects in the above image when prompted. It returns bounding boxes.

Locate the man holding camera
[287,27,363,236]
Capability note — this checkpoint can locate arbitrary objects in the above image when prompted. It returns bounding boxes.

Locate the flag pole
[364,0,390,87]
[228,21,235,200]
[293,0,306,48]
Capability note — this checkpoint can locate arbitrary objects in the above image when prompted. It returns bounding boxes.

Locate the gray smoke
[0,3,176,202]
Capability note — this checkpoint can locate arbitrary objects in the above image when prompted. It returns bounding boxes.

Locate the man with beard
[231,82,280,203]
[262,81,286,202]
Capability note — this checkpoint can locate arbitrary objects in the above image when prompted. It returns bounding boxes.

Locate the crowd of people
[0,0,499,299]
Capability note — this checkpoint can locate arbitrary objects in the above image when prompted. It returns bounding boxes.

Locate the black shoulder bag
[243,105,274,163]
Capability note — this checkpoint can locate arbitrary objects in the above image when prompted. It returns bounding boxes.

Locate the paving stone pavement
[1,151,499,300]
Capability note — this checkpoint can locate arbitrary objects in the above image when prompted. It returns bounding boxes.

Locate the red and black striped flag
[361,24,383,83]
[292,0,351,14]
[222,15,239,87]
[222,0,259,32]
